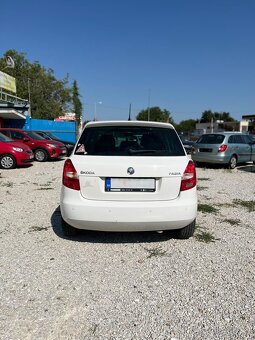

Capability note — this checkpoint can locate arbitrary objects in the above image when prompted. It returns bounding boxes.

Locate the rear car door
[228,134,248,163]
[242,135,255,161]
[252,141,255,162]
[235,135,251,162]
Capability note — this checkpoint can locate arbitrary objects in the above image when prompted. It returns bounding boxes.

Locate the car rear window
[75,126,185,156]
[197,134,225,144]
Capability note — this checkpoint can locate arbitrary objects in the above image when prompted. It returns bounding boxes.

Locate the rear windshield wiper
[128,149,168,155]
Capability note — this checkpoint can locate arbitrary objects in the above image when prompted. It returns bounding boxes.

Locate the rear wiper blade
[128,149,167,155]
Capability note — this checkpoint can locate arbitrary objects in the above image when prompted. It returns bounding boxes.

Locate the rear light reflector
[62,159,80,190]
[180,160,196,191]
[218,144,228,153]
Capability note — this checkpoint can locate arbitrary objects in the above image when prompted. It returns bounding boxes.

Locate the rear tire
[176,220,196,239]
[34,149,48,162]
[0,154,16,169]
[228,155,237,169]
[61,217,79,237]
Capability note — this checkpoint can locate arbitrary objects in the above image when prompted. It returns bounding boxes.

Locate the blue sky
[2,0,255,122]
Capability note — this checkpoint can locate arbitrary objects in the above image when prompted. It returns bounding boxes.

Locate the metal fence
[4,116,76,142]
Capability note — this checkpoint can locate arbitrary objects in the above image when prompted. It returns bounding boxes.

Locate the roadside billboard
[54,112,76,121]
[0,71,16,93]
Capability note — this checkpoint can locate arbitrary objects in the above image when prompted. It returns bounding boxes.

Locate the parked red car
[0,132,34,169]
[0,128,67,162]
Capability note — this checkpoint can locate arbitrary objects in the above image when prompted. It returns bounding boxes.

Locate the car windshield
[35,132,51,139]
[0,132,13,142]
[75,126,185,156]
[197,134,225,144]
[25,131,45,140]
[44,132,60,140]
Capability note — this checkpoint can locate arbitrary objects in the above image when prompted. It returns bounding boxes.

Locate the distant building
[240,115,255,134]
[195,120,240,136]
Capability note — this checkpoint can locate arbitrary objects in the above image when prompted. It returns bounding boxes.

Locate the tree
[213,111,236,122]
[72,80,83,137]
[0,49,72,119]
[200,110,214,123]
[136,106,174,124]
[175,119,198,133]
[200,110,236,123]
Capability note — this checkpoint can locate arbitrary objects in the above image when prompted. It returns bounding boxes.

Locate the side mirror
[23,137,30,142]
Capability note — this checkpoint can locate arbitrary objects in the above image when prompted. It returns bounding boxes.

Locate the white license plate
[105,178,155,192]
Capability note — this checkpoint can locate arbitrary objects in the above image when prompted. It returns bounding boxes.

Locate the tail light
[218,144,228,153]
[62,159,80,190]
[180,160,196,191]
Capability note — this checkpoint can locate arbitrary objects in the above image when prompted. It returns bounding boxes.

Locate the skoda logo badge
[127,167,135,175]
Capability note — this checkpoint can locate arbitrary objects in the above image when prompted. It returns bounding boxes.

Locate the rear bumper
[60,187,197,232]
[192,153,229,164]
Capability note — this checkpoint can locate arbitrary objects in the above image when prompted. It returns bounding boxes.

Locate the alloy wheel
[229,156,237,169]
[1,155,15,169]
[35,149,47,162]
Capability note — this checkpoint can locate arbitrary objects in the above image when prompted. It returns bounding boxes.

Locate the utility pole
[94,101,102,121]
[148,89,151,121]
[27,78,31,117]
[94,102,97,121]
[211,117,214,133]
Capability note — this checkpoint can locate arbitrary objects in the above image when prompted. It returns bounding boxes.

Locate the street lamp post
[94,101,102,121]
[27,78,31,117]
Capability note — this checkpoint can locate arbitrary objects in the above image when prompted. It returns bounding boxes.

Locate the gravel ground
[0,160,255,340]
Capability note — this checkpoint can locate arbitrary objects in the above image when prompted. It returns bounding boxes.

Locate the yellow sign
[0,71,16,93]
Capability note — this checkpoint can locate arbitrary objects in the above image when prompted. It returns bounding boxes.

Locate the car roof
[201,132,245,135]
[0,128,25,131]
[85,120,174,129]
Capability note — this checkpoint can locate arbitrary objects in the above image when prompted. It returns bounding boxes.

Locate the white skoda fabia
[60,121,197,238]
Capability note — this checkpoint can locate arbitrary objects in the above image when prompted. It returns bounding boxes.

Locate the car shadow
[48,158,66,163]
[20,164,33,169]
[195,163,255,171]
[195,163,225,170]
[237,164,255,173]
[51,206,175,244]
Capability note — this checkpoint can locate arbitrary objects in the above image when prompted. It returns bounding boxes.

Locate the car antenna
[128,103,132,121]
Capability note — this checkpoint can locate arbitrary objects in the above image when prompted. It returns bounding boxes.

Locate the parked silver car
[191,132,255,169]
